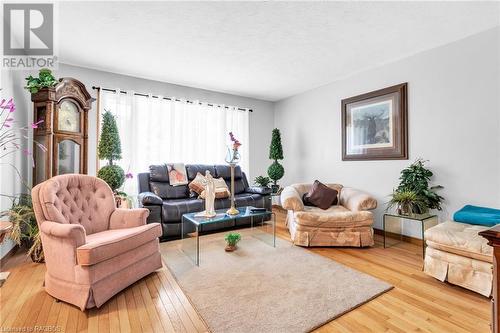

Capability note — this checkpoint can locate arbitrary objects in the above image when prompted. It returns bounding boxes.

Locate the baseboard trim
[0,245,19,268]
[373,228,423,246]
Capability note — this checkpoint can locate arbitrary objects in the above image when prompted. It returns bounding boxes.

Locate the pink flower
[125,172,133,179]
[229,132,242,148]
[31,119,44,129]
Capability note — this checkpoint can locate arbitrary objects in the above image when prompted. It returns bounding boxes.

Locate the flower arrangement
[0,95,47,262]
[226,131,242,164]
[1,97,46,164]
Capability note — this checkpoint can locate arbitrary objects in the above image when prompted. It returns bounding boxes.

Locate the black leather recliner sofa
[138,164,272,239]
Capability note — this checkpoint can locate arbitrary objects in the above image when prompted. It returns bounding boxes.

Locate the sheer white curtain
[99,90,250,195]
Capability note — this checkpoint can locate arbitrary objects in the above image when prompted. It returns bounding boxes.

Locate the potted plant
[1,194,44,263]
[254,175,271,188]
[386,190,427,216]
[267,128,284,193]
[24,68,58,94]
[224,232,241,252]
[97,110,125,204]
[387,158,444,215]
[0,96,46,263]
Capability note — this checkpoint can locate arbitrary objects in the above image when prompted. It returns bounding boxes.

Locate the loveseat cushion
[294,205,373,228]
[162,198,204,223]
[149,164,169,182]
[186,165,216,180]
[150,181,189,200]
[77,223,161,266]
[425,221,492,262]
[234,193,267,208]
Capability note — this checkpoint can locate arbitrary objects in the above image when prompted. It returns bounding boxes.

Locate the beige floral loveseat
[281,183,377,247]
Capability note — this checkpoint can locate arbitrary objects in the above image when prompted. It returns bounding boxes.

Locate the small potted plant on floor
[224,232,241,252]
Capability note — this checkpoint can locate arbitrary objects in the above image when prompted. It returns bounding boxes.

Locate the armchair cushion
[77,223,161,266]
[40,221,86,246]
[295,206,374,228]
[339,187,377,212]
[109,208,149,229]
[138,191,163,205]
[246,186,272,195]
[281,186,304,211]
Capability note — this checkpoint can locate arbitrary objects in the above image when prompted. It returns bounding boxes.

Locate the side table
[0,221,13,287]
[383,213,438,259]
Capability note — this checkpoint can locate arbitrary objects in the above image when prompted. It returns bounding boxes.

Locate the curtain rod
[91,86,253,112]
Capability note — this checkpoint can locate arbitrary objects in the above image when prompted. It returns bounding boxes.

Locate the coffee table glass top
[180,206,275,266]
[182,206,271,226]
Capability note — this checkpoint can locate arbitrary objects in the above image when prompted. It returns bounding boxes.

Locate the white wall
[274,27,500,237]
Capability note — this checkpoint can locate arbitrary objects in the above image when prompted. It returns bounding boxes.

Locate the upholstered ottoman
[424,221,493,296]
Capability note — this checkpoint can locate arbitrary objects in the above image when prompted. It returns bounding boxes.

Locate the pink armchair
[32,174,162,310]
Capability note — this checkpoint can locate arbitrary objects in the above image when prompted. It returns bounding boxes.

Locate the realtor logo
[3,3,57,69]
[3,3,53,55]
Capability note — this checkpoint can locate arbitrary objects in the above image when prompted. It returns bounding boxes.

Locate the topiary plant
[97,165,125,191]
[268,161,284,184]
[267,128,284,190]
[97,110,125,191]
[24,68,58,94]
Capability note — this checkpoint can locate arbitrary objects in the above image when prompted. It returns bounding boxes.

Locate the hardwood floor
[0,209,490,332]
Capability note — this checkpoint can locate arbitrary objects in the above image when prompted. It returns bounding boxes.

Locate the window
[99,90,250,195]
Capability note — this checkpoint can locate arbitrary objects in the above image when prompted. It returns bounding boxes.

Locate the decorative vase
[225,146,241,215]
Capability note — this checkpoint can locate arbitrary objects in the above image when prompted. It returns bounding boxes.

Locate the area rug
[161,230,392,333]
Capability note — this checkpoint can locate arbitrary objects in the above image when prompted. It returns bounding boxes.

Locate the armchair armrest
[246,186,272,195]
[109,208,150,229]
[138,191,163,206]
[281,186,304,211]
[339,187,377,212]
[40,221,86,247]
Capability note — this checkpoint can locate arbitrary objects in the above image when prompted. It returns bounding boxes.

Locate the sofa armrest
[40,221,86,246]
[110,208,150,229]
[138,191,163,206]
[281,186,304,211]
[340,187,377,212]
[246,186,271,195]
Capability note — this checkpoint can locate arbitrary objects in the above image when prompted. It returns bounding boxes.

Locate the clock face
[58,100,80,132]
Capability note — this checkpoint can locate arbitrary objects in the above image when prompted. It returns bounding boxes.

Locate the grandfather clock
[32,78,93,185]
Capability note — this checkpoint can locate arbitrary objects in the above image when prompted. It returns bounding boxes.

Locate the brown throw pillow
[303,180,338,210]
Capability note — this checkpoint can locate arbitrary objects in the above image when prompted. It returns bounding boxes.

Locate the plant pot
[271,184,280,194]
[225,244,237,252]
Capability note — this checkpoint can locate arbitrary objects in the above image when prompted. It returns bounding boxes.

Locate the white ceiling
[56,1,499,101]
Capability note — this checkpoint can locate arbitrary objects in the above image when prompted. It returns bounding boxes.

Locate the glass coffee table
[181,206,276,266]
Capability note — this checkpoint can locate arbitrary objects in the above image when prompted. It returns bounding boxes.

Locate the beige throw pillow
[200,177,230,199]
[188,172,206,195]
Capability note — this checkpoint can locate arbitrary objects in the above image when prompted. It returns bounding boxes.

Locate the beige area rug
[161,230,392,333]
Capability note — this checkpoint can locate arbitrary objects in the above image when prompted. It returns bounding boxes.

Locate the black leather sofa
[138,164,272,239]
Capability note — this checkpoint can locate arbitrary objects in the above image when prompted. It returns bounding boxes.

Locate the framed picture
[341,83,408,161]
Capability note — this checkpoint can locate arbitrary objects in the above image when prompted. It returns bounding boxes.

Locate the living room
[1,1,499,332]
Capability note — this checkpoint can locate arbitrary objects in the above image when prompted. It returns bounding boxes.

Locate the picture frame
[341,83,408,161]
